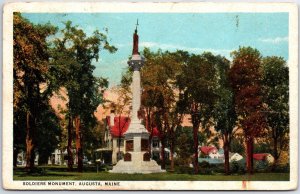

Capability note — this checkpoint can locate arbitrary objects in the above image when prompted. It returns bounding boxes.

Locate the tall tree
[229,46,267,174]
[212,56,237,175]
[262,56,289,163]
[141,49,184,171]
[50,21,116,172]
[13,13,57,170]
[176,52,219,174]
[113,71,132,161]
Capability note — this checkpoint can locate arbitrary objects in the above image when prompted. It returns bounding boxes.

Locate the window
[117,138,124,147]
[152,140,159,148]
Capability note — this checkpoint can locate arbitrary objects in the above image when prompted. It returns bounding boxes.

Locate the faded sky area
[23,13,289,87]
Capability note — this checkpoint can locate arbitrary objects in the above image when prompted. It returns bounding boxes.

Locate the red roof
[200,146,218,155]
[106,116,160,138]
[106,116,130,137]
[147,127,160,137]
[253,153,269,160]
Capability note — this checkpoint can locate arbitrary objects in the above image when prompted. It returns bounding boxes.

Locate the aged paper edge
[2,1,298,190]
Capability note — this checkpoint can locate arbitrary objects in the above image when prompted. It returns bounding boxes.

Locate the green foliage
[176,52,223,173]
[13,13,60,168]
[254,142,272,154]
[36,103,62,165]
[230,137,245,155]
[230,160,246,174]
[261,56,289,160]
[175,130,193,166]
[50,21,116,160]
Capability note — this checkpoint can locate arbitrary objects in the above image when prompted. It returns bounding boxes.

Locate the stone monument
[110,21,165,174]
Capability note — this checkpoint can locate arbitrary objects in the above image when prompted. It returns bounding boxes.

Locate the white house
[229,152,243,162]
[47,149,78,166]
[253,153,275,164]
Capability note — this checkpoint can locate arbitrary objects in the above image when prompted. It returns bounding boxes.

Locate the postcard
[2,1,298,190]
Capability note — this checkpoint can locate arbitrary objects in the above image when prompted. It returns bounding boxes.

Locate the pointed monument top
[135,19,139,32]
[132,19,139,55]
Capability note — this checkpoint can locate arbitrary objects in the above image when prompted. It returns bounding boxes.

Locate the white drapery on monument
[110,21,164,174]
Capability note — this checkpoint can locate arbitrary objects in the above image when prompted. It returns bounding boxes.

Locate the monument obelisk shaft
[110,21,164,173]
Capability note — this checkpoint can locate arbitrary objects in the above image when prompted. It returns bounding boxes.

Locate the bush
[254,160,269,172]
[175,165,194,174]
[199,161,210,168]
[230,160,246,174]
[272,163,290,173]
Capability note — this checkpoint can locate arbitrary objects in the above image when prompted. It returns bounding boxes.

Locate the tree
[212,55,237,175]
[113,70,132,161]
[140,49,184,171]
[50,21,116,172]
[230,136,245,155]
[229,46,267,174]
[175,126,194,166]
[36,103,62,165]
[262,56,289,162]
[13,13,58,170]
[176,52,219,174]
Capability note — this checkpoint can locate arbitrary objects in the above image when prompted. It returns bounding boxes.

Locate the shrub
[230,159,246,174]
[175,165,194,174]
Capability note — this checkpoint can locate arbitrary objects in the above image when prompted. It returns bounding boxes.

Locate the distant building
[16,151,39,166]
[198,146,244,164]
[253,153,275,164]
[97,113,164,164]
[229,152,243,162]
[199,146,221,159]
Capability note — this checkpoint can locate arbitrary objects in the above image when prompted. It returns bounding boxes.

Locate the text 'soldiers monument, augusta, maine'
[110,21,165,173]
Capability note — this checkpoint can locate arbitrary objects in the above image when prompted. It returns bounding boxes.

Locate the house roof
[148,127,160,137]
[199,146,218,155]
[106,116,160,138]
[229,152,242,158]
[106,116,130,137]
[253,153,271,160]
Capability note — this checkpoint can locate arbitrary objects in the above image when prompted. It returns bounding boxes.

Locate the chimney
[110,110,115,127]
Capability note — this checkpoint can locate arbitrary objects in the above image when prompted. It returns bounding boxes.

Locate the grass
[13,166,289,181]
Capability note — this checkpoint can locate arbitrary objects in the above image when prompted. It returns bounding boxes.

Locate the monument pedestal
[110,122,165,174]
[109,154,165,174]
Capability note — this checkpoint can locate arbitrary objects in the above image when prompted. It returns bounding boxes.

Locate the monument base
[109,152,165,174]
[109,160,165,174]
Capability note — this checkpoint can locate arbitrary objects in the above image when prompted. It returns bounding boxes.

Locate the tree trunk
[25,111,35,171]
[170,135,175,172]
[13,148,18,167]
[75,116,83,172]
[117,115,121,161]
[146,109,152,154]
[160,136,166,170]
[193,124,199,174]
[223,133,230,175]
[67,115,74,171]
[246,137,254,174]
[273,136,279,161]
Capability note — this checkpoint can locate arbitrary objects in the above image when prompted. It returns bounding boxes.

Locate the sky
[22,13,289,87]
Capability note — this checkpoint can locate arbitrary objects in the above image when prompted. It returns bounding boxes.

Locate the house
[229,152,243,162]
[98,112,163,164]
[253,153,275,164]
[199,146,222,159]
[16,151,39,166]
[48,149,64,165]
[47,149,78,166]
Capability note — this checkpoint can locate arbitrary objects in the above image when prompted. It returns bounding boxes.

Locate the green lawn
[13,167,289,181]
